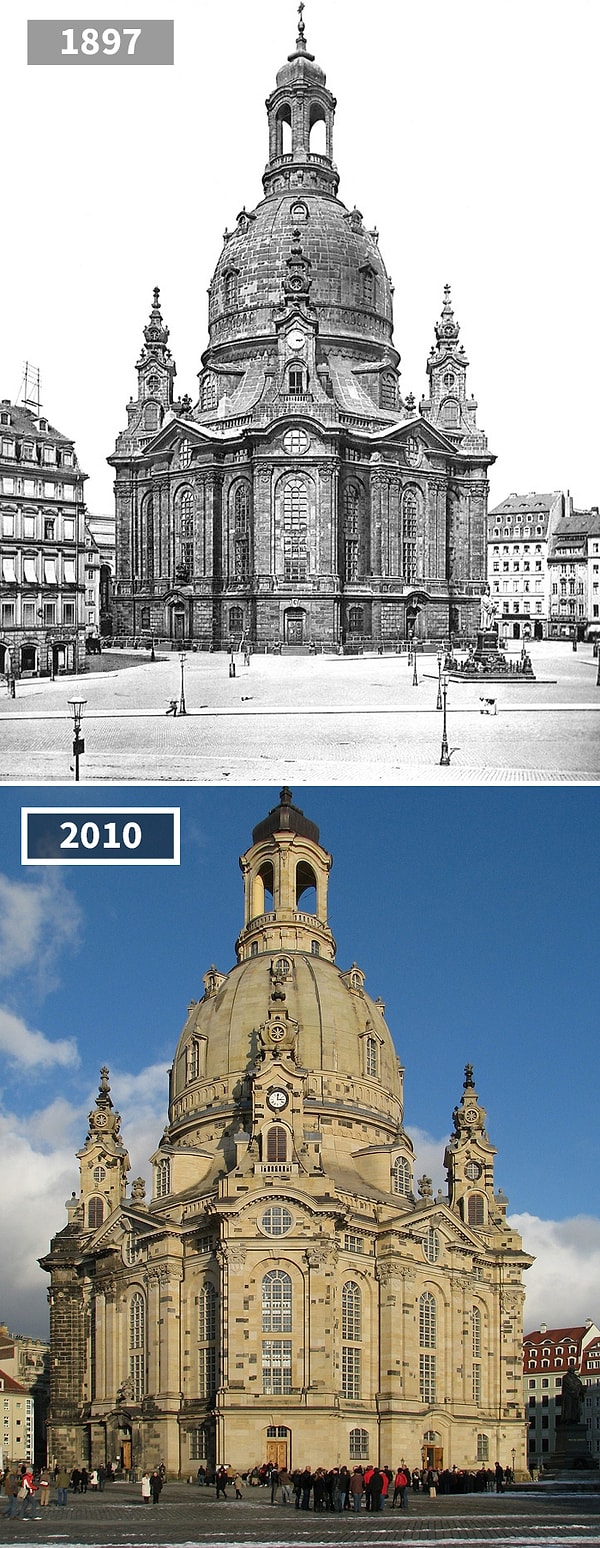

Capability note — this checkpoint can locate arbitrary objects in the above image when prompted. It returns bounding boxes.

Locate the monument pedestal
[548,1422,598,1473]
[474,629,499,660]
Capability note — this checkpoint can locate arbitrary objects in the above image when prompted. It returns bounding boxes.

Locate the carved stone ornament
[305,1240,338,1270]
[375,1259,396,1285]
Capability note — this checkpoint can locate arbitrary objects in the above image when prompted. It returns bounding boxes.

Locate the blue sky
[0,784,598,1337]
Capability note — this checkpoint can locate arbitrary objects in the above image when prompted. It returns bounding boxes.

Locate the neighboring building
[0,1369,35,1466]
[586,521,600,637]
[110,16,494,652]
[86,513,115,637]
[0,1323,50,1466]
[0,399,88,678]
[487,492,564,641]
[42,790,531,1478]
[83,521,102,639]
[548,504,600,639]
[524,1321,600,1468]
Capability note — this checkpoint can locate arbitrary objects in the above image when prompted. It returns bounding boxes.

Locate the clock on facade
[288,328,306,352]
[267,1088,289,1111]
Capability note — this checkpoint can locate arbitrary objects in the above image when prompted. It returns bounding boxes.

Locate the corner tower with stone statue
[41,791,531,1476]
[110,8,495,651]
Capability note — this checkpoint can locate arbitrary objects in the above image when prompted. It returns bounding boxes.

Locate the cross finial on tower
[296,0,307,50]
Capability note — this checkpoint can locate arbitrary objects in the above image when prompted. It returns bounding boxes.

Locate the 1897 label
[21,808,180,864]
[27,20,174,66]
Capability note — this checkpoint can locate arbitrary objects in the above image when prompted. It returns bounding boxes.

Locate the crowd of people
[200,1458,514,1507]
[1,1459,127,1517]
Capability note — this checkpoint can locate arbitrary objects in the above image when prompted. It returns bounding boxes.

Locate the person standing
[349,1467,364,1513]
[55,1466,70,1507]
[38,1468,52,1508]
[278,1467,292,1505]
[141,1472,151,1503]
[233,1472,243,1500]
[150,1469,162,1504]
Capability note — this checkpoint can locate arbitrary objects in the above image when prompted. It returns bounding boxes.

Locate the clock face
[269,1023,285,1043]
[464,1108,479,1125]
[288,328,305,352]
[267,1088,288,1111]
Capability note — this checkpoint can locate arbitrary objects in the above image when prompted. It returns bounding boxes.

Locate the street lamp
[436,648,443,710]
[178,653,187,716]
[439,673,450,766]
[67,697,87,782]
[412,636,419,686]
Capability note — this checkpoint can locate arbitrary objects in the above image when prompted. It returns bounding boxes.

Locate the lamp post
[178,652,187,716]
[412,635,418,686]
[436,648,443,710]
[67,697,87,782]
[439,673,450,766]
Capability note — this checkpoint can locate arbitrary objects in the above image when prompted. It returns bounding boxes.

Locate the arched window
[229,605,244,636]
[392,1155,411,1196]
[349,1428,369,1460]
[251,859,273,918]
[282,479,309,582]
[129,1290,145,1401]
[187,1040,199,1082]
[308,108,326,155]
[224,270,239,309]
[348,605,364,633]
[156,1157,171,1199]
[442,398,459,427]
[362,268,376,307]
[401,490,418,583]
[233,483,250,581]
[198,1284,217,1399]
[342,1281,361,1399]
[141,496,153,581]
[472,1306,481,1359]
[87,1197,103,1230]
[266,1125,287,1163]
[419,1292,436,1348]
[202,374,217,410]
[366,1036,377,1078]
[344,485,360,581]
[178,489,194,578]
[468,1194,485,1227]
[288,365,305,396]
[143,403,159,431]
[262,1270,292,1333]
[423,1227,440,1264]
[295,859,316,911]
[275,104,292,157]
[477,1433,489,1462]
[342,1281,361,1342]
[381,372,396,410]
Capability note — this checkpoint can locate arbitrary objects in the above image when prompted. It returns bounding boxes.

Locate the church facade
[110,15,494,651]
[41,791,530,1476]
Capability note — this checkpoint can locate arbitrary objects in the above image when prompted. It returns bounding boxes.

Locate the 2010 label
[21,808,180,865]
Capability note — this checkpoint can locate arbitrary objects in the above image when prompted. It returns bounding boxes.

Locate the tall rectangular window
[262,1340,292,1395]
[420,1353,436,1404]
[342,1346,361,1400]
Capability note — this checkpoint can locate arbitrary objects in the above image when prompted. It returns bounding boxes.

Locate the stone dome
[207,190,394,362]
[171,950,402,1120]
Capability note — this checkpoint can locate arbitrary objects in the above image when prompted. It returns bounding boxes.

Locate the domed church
[41,791,530,1476]
[110,9,494,650]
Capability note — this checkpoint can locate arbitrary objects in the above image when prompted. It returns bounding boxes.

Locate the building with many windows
[41,791,530,1478]
[487,492,565,641]
[547,506,600,640]
[524,1322,600,1469]
[0,1325,49,1467]
[110,16,494,651]
[0,1370,35,1466]
[0,400,87,678]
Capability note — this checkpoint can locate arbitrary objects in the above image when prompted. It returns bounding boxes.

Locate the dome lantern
[236,787,336,962]
[263,5,339,197]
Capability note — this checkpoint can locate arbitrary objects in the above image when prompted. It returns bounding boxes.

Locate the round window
[465,1161,482,1181]
[261,1205,293,1237]
[93,1165,106,1184]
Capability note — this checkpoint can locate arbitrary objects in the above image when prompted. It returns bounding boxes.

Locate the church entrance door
[173,609,186,640]
[423,1444,443,1470]
[285,609,305,645]
[266,1439,288,1470]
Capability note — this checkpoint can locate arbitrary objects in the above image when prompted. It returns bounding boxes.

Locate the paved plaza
[0,641,598,785]
[2,1480,600,1547]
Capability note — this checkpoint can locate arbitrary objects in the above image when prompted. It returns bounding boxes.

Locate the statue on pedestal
[560,1367,585,1425]
[480,584,498,632]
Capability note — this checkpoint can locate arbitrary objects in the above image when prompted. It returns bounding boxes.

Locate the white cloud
[511,1212,600,1331]
[0,872,82,994]
[0,1006,79,1071]
[407,1124,449,1195]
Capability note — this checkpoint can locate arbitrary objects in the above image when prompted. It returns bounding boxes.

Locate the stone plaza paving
[0,641,598,785]
[3,1481,600,1547]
